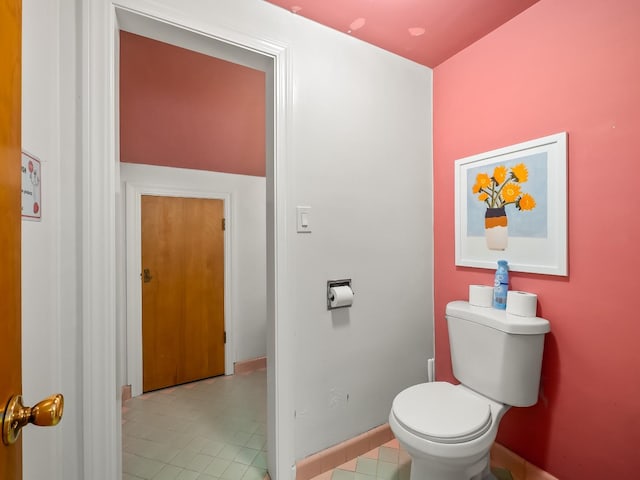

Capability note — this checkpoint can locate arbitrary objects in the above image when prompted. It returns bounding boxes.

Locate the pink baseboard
[234,356,267,375]
[295,424,394,480]
[121,384,132,405]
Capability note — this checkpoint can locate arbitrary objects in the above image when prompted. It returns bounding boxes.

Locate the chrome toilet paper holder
[327,279,353,310]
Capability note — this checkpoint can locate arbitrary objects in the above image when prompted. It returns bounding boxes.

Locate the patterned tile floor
[309,438,411,480]
[122,369,268,480]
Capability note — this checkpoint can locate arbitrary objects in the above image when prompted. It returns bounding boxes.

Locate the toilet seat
[391,382,492,444]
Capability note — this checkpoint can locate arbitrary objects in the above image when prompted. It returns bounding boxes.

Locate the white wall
[21,0,61,477]
[111,0,434,461]
[288,26,434,458]
[117,163,267,389]
[22,0,82,479]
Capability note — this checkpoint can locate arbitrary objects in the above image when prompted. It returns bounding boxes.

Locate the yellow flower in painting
[501,183,521,202]
[473,173,491,193]
[472,161,535,211]
[493,166,507,185]
[517,193,536,211]
[511,163,529,183]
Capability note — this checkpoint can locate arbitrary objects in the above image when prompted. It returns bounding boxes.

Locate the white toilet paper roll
[468,285,493,307]
[329,286,354,308]
[506,291,538,317]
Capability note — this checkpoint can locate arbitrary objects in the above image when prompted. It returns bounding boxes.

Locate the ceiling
[264,0,540,67]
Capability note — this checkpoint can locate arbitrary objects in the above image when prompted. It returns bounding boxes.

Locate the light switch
[296,206,312,233]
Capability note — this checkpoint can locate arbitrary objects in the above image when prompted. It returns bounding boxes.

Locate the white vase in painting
[484,206,508,251]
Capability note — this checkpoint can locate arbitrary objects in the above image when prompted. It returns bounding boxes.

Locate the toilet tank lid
[446,301,550,334]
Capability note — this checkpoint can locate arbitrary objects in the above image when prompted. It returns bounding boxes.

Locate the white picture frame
[454,132,568,276]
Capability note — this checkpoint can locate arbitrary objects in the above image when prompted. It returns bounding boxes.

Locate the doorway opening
[115,6,277,467]
[83,4,294,479]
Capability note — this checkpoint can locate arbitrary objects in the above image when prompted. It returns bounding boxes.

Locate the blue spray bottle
[493,260,509,309]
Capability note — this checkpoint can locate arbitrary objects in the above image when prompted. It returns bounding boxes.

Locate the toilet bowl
[389,301,550,480]
[390,382,509,480]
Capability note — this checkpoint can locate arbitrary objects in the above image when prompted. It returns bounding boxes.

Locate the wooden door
[141,196,225,392]
[0,0,22,477]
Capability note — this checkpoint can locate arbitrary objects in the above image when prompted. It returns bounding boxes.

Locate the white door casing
[125,184,234,397]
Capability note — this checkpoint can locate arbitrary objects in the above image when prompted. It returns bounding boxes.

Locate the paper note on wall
[21,151,41,221]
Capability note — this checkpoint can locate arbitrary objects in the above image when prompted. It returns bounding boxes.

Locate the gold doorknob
[1,394,64,445]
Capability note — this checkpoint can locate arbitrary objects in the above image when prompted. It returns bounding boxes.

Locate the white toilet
[389,300,550,480]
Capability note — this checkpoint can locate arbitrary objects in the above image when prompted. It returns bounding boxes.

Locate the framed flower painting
[454,132,568,276]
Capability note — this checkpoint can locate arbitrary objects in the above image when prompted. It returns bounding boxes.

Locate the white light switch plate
[296,206,312,233]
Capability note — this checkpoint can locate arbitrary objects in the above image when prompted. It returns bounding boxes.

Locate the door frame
[125,184,234,397]
[83,1,294,479]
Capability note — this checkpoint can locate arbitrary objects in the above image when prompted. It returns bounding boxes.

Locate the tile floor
[122,368,268,480]
[123,369,513,480]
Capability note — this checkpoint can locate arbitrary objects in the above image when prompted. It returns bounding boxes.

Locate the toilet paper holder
[327,279,354,310]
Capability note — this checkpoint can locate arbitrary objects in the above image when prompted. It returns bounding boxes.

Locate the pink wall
[433,1,640,478]
[120,32,266,177]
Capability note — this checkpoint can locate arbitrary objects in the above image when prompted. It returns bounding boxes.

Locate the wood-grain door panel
[0,0,22,477]
[142,196,225,392]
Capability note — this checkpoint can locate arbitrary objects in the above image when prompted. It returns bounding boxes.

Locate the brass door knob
[1,394,64,445]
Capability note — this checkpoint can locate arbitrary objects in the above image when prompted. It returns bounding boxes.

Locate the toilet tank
[446,300,550,407]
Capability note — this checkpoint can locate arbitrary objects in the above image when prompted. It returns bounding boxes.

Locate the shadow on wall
[497,332,559,467]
